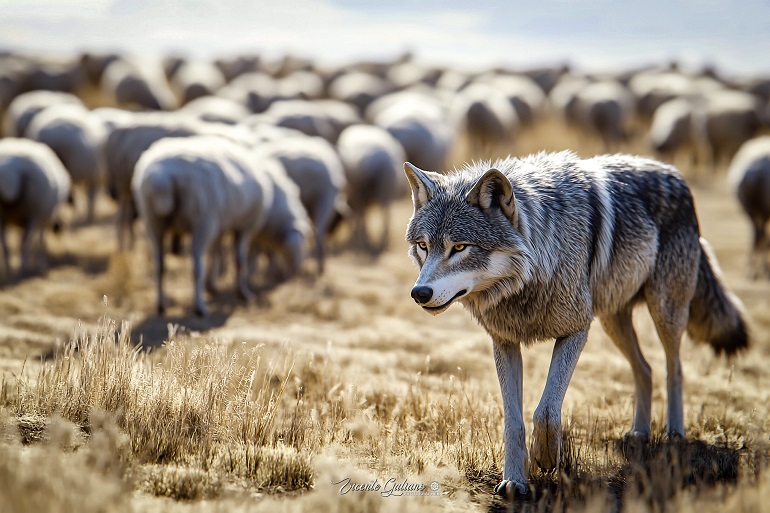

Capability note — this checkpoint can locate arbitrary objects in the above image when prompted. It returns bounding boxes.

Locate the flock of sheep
[0,50,769,315]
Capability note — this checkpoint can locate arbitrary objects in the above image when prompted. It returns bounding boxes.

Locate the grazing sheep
[171,60,226,104]
[450,82,518,157]
[367,92,453,171]
[2,90,83,138]
[277,70,325,100]
[257,135,347,274]
[181,96,251,125]
[133,135,274,316]
[0,138,70,278]
[102,58,178,111]
[572,80,635,151]
[649,97,697,166]
[250,161,312,287]
[25,103,107,223]
[259,100,337,141]
[478,73,547,126]
[23,53,85,93]
[727,136,770,278]
[216,72,280,113]
[80,51,120,86]
[336,124,406,253]
[328,71,395,115]
[692,89,765,172]
[106,114,261,249]
[214,54,260,82]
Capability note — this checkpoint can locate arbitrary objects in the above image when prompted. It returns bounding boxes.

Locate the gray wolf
[403,151,749,498]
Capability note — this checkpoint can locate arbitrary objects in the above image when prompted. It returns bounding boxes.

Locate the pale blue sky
[1,0,769,77]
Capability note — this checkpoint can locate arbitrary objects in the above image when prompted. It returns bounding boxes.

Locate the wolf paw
[494,480,528,500]
[622,430,649,445]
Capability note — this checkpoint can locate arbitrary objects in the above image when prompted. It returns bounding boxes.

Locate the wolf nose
[411,286,433,304]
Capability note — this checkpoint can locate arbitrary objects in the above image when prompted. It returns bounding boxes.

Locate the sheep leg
[0,221,9,278]
[19,222,37,277]
[86,182,97,224]
[191,229,215,317]
[149,228,166,315]
[205,236,222,295]
[233,230,255,303]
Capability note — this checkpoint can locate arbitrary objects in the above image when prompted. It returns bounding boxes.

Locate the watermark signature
[331,477,441,497]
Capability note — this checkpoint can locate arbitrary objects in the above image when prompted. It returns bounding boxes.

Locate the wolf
[403,151,748,498]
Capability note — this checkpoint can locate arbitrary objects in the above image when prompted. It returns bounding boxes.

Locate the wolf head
[404,161,534,315]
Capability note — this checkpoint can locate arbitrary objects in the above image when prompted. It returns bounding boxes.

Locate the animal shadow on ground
[476,433,742,513]
[130,307,233,350]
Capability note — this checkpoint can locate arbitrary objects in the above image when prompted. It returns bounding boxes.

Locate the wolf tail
[687,238,749,356]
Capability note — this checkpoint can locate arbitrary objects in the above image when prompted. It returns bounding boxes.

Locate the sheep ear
[466,168,517,226]
[403,162,440,211]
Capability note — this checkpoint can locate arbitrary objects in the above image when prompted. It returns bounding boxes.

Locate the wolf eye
[452,244,467,252]
[417,241,428,250]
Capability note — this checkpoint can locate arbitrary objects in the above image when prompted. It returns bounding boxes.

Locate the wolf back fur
[404,150,748,497]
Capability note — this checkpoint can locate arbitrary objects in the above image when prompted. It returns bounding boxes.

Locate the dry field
[1,116,769,513]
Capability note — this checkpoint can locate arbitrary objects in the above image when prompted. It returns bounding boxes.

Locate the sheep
[2,90,83,138]
[256,135,347,274]
[25,103,107,223]
[571,80,635,151]
[449,82,518,157]
[277,70,325,101]
[366,91,453,171]
[101,58,178,111]
[691,89,765,172]
[106,114,261,249]
[649,97,697,167]
[0,138,70,279]
[79,51,120,86]
[336,124,406,253]
[727,136,770,278]
[257,100,337,141]
[328,71,395,115]
[171,60,226,104]
[132,135,274,316]
[181,96,251,125]
[250,160,312,288]
[22,53,85,93]
[216,72,280,113]
[477,73,548,126]
[214,54,260,83]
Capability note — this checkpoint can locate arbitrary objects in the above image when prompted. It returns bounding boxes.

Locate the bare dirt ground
[1,118,769,512]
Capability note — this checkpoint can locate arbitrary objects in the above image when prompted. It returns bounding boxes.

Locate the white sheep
[132,135,274,316]
[250,161,312,288]
[101,58,178,111]
[649,97,696,165]
[0,138,70,278]
[105,113,257,249]
[571,80,635,151]
[449,82,519,158]
[477,73,548,126]
[171,60,226,105]
[727,136,770,278]
[181,96,251,125]
[336,124,406,253]
[328,71,395,115]
[366,91,453,171]
[25,103,107,223]
[256,135,347,274]
[2,90,83,138]
[691,89,765,172]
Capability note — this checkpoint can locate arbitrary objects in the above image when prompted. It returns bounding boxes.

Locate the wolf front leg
[531,330,588,471]
[492,340,528,498]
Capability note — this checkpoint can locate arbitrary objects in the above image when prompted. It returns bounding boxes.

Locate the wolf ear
[466,168,517,226]
[404,162,440,210]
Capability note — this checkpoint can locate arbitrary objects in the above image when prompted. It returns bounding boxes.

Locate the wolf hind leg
[600,309,652,440]
[645,281,693,438]
[531,330,588,472]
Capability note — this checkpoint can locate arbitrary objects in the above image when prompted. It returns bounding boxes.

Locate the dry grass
[0,112,769,512]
